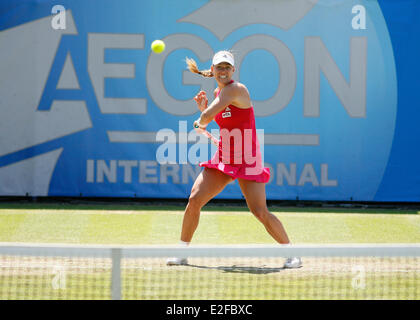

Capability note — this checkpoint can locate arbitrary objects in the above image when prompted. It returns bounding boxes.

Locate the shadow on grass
[185,263,286,275]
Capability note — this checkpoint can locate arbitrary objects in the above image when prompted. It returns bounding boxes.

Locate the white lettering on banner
[88,33,146,114]
[87,160,337,187]
[86,160,201,184]
[160,164,181,184]
[298,163,319,186]
[304,37,367,118]
[182,164,202,184]
[96,160,117,183]
[57,53,80,89]
[51,5,66,30]
[139,161,158,184]
[145,34,366,118]
[277,163,297,186]
[86,159,95,183]
[43,31,366,119]
[156,129,178,165]
[277,163,337,187]
[352,5,367,30]
[118,160,138,183]
[321,164,338,187]
[232,35,296,116]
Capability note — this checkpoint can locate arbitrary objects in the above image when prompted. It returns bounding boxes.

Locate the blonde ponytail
[186,57,213,78]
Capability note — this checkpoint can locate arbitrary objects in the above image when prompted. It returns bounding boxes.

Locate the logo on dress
[222,107,231,118]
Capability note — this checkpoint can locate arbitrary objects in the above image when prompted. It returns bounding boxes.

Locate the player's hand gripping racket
[193,92,219,146]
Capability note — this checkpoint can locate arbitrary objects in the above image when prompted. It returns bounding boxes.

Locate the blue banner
[0,0,419,201]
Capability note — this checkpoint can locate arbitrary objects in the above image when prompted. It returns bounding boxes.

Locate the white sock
[179,240,190,247]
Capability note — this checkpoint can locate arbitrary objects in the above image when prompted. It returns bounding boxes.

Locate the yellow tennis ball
[151,40,165,54]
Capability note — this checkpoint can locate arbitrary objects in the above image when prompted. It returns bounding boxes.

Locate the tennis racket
[194,127,219,146]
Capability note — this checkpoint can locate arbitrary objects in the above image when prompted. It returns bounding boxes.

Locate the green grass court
[0,203,419,244]
[0,202,419,300]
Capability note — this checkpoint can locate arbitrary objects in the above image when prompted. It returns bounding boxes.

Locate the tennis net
[0,243,418,300]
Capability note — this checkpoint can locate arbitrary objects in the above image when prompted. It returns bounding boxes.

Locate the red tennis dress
[199,83,270,183]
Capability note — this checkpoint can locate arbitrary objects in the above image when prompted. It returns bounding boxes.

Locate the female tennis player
[167,51,301,269]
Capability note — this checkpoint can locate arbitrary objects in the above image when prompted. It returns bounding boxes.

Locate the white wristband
[194,117,206,129]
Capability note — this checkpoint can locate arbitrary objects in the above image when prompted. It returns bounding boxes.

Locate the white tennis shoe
[283,257,302,269]
[166,257,188,266]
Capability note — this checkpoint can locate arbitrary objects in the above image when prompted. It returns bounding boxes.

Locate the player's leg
[237,178,302,268]
[237,178,290,244]
[181,168,234,242]
[167,168,233,266]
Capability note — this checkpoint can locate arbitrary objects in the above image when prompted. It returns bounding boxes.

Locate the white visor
[212,51,234,67]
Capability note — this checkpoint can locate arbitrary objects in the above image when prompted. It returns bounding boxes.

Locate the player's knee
[187,193,206,211]
[250,206,270,224]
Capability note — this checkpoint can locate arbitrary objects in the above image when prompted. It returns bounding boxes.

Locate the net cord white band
[0,243,419,258]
